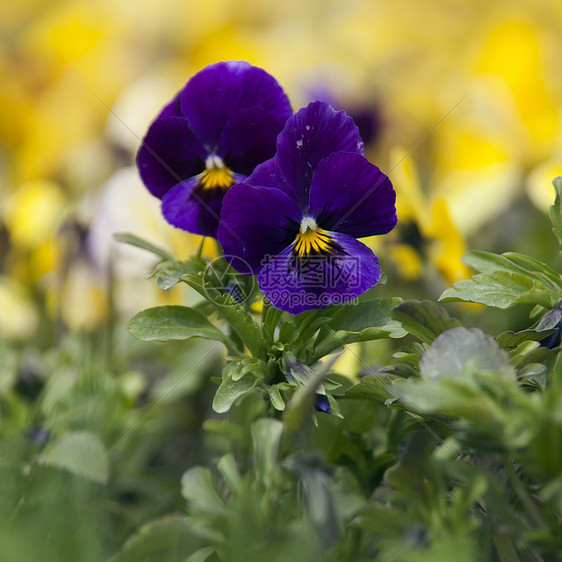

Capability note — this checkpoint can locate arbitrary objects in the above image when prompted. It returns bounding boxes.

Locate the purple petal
[314,394,331,414]
[159,90,182,119]
[309,152,397,238]
[137,116,206,199]
[245,158,294,191]
[161,176,234,237]
[218,183,301,273]
[218,107,287,176]
[257,232,381,314]
[180,61,292,149]
[274,101,365,209]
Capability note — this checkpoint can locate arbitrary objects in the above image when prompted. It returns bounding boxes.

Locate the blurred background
[0,0,562,560]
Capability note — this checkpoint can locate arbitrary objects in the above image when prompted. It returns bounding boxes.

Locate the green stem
[196,236,206,259]
[347,526,362,561]
[503,456,546,529]
[493,533,520,562]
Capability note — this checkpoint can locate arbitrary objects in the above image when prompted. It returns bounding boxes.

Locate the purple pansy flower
[136,61,292,237]
[218,101,397,314]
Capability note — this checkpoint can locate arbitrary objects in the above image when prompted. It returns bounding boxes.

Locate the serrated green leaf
[38,431,109,483]
[312,298,406,360]
[462,250,562,293]
[549,176,562,251]
[440,271,555,309]
[502,253,562,292]
[110,516,198,562]
[128,306,225,343]
[391,300,462,344]
[212,373,257,413]
[114,232,173,261]
[419,327,514,381]
[440,250,561,309]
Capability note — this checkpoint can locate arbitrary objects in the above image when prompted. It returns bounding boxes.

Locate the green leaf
[268,385,286,411]
[391,300,462,344]
[38,431,109,484]
[440,271,555,309]
[150,258,206,290]
[312,297,406,360]
[181,467,225,514]
[385,431,436,495]
[497,329,554,350]
[110,516,199,562]
[461,250,562,293]
[212,373,257,413]
[251,418,284,483]
[549,176,562,251]
[128,306,225,343]
[151,341,219,402]
[344,372,395,402]
[114,232,173,261]
[440,250,561,309]
[419,327,514,381]
[185,547,217,562]
[217,454,242,493]
[180,273,267,358]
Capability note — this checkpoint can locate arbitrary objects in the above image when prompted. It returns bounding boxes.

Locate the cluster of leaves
[2,179,562,561]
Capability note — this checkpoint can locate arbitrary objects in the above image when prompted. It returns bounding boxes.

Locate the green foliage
[113,232,173,261]
[6,184,562,561]
[38,430,110,483]
[128,306,226,343]
[440,250,562,308]
[549,176,562,251]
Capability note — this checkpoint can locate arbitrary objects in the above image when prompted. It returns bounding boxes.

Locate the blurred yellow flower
[0,276,39,340]
[526,157,562,212]
[382,147,471,284]
[3,179,67,250]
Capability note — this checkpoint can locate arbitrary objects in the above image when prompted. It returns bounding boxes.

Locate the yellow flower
[526,156,562,212]
[0,276,39,340]
[380,148,471,284]
[3,179,67,250]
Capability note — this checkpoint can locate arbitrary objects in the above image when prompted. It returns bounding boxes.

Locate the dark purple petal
[257,232,381,314]
[218,183,301,273]
[274,101,364,209]
[218,107,287,176]
[180,61,292,149]
[309,152,397,238]
[314,394,331,414]
[161,175,236,238]
[137,116,206,199]
[245,158,294,192]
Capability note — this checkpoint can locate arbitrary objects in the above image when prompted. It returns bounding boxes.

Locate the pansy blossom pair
[137,61,397,314]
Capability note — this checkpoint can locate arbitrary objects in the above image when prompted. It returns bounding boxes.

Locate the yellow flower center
[199,154,234,191]
[294,217,335,257]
